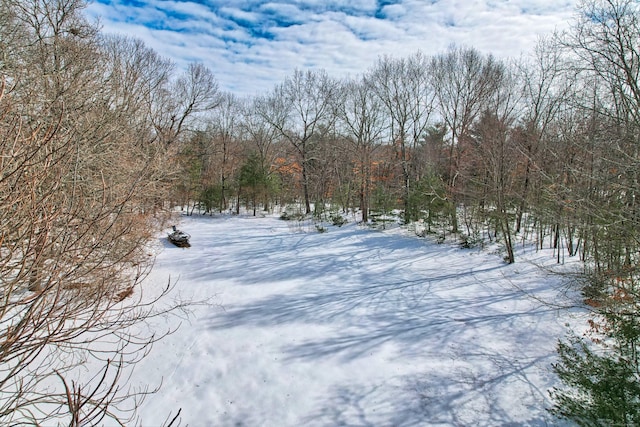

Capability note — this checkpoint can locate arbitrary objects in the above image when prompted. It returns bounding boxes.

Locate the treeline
[1,0,639,424]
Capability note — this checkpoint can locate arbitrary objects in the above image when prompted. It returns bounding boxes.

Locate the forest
[1,0,639,425]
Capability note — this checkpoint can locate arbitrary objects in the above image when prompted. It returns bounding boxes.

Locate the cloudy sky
[85,0,578,96]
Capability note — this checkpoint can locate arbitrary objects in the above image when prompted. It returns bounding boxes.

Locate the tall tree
[208,92,242,212]
[240,98,282,210]
[469,110,518,262]
[256,69,338,214]
[514,38,571,233]
[336,75,387,222]
[99,35,176,210]
[369,52,435,223]
[430,46,505,231]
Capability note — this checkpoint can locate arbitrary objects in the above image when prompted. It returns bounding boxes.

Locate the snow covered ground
[132,213,582,426]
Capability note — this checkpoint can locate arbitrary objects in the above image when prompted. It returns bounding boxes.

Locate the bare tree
[151,62,221,147]
[98,34,176,212]
[565,0,640,126]
[514,38,572,234]
[430,46,505,231]
[336,75,387,222]
[256,69,339,214]
[0,0,186,423]
[369,52,435,223]
[240,97,282,210]
[100,35,174,143]
[208,92,242,212]
[552,0,640,268]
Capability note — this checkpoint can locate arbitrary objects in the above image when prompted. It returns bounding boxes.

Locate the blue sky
[85,0,578,96]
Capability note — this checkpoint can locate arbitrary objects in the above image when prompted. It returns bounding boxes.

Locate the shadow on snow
[175,216,568,426]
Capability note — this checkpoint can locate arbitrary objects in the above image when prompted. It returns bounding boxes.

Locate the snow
[131,213,581,426]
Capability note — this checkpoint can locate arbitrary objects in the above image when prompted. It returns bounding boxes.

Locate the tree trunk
[302,159,311,214]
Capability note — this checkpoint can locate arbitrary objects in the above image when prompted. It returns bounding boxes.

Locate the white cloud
[380,4,408,19]
[85,0,578,96]
[219,6,261,24]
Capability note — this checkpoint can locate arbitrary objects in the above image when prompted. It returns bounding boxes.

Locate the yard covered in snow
[132,213,582,426]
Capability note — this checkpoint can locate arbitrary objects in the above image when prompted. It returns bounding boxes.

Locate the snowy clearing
[132,214,581,426]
